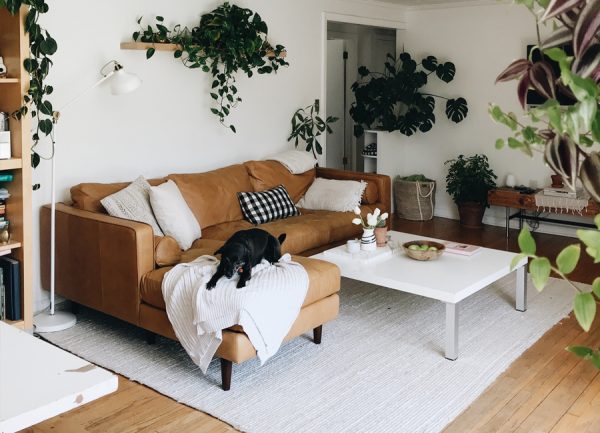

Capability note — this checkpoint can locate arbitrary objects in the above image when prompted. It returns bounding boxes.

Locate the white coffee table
[312,231,528,360]
[0,321,118,432]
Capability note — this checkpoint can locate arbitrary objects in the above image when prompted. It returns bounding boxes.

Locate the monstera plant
[350,52,468,137]
[491,0,600,368]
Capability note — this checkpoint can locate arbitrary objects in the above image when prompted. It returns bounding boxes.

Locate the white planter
[361,228,376,251]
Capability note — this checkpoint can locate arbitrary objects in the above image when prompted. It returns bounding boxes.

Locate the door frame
[320,12,406,168]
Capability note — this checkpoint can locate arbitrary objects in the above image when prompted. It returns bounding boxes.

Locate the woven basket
[394,178,436,221]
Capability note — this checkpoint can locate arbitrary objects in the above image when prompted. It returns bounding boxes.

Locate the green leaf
[510,253,527,271]
[567,345,594,358]
[146,47,155,59]
[230,125,236,133]
[574,292,596,332]
[577,229,600,263]
[595,214,600,230]
[556,244,581,275]
[445,98,468,123]
[518,227,536,255]
[436,62,456,83]
[156,15,164,22]
[592,278,600,299]
[530,257,551,291]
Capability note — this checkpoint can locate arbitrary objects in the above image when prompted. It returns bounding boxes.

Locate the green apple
[408,244,420,251]
[420,245,429,251]
[429,246,438,251]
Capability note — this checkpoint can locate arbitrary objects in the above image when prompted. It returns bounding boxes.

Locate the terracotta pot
[457,202,485,228]
[374,227,388,247]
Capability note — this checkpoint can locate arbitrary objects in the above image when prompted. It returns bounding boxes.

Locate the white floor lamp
[34,60,142,333]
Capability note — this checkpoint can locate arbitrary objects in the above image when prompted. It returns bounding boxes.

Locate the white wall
[31,0,405,312]
[377,2,583,235]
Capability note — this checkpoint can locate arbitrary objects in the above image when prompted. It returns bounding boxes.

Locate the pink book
[442,241,481,256]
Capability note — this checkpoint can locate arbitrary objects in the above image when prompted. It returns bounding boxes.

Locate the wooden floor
[24,217,600,433]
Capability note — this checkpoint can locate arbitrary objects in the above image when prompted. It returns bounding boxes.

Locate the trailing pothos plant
[287,100,338,158]
[133,2,288,133]
[491,0,600,367]
[350,52,468,137]
[1,0,57,190]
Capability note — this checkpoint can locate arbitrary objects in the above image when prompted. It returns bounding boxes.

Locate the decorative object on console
[149,180,201,250]
[350,51,468,137]
[505,173,516,188]
[0,56,6,78]
[35,60,141,334]
[445,154,497,228]
[352,206,388,251]
[288,99,338,158]
[402,240,445,261]
[298,177,366,212]
[550,174,564,188]
[132,2,288,132]
[101,176,164,236]
[268,149,317,174]
[238,185,299,225]
[393,174,436,221]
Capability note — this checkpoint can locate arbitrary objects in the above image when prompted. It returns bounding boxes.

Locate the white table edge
[1,375,118,433]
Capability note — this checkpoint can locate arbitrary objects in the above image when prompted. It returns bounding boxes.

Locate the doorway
[325,21,397,172]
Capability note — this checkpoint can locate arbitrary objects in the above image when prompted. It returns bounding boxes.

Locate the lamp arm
[54,73,112,119]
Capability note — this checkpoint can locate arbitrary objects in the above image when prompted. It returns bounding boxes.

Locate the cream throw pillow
[150,180,201,250]
[297,178,367,212]
[101,176,164,236]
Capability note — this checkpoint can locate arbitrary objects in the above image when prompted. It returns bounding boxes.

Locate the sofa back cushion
[71,178,166,213]
[168,164,253,229]
[244,160,315,203]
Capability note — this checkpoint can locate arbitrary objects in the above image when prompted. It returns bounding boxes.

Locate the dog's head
[215,243,247,279]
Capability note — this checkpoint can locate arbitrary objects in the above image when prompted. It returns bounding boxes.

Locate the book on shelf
[0,173,14,182]
[0,256,20,321]
[442,241,481,256]
[0,268,5,320]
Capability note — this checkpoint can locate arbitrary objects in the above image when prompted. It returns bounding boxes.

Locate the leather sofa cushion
[140,254,341,311]
[154,236,181,267]
[71,178,166,213]
[168,164,253,229]
[244,160,316,203]
[363,181,378,204]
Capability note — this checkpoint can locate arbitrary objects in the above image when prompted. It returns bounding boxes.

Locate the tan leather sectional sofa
[40,160,391,389]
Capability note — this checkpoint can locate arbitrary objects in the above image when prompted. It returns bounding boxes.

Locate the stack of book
[542,186,583,198]
[0,256,20,321]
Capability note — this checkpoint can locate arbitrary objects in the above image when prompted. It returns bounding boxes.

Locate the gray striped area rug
[41,274,577,433]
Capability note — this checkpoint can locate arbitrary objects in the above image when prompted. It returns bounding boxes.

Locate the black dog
[206,228,286,290]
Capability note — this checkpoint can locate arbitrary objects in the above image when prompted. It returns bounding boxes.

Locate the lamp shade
[109,69,142,95]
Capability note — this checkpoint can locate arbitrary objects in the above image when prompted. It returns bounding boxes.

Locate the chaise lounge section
[40,161,391,389]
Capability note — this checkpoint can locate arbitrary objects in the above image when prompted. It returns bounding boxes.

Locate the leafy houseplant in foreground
[287,100,338,158]
[134,2,288,132]
[1,0,57,189]
[445,154,497,228]
[491,0,600,367]
[350,52,468,137]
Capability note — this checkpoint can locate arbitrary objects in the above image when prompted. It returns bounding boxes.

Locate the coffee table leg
[516,264,527,312]
[445,302,459,361]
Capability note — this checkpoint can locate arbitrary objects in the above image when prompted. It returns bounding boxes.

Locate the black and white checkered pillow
[238,185,300,225]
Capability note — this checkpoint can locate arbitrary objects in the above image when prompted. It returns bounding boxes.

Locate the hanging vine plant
[350,52,468,137]
[133,2,288,133]
[1,0,57,189]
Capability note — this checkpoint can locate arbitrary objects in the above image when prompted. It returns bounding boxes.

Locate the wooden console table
[488,188,599,238]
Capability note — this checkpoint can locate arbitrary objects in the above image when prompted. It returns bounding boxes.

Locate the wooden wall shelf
[120,41,287,58]
[0,7,33,330]
[0,158,23,170]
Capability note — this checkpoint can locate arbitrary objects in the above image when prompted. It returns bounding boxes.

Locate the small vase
[374,227,388,247]
[361,228,377,251]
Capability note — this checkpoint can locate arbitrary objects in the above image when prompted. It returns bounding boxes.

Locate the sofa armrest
[316,167,392,213]
[40,203,155,325]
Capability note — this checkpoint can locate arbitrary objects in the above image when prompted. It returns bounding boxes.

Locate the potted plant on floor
[445,154,497,228]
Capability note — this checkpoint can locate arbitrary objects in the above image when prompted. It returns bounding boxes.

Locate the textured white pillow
[267,149,317,174]
[297,178,367,212]
[101,176,164,236]
[149,180,201,250]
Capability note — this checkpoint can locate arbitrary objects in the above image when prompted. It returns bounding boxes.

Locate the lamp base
[34,310,77,333]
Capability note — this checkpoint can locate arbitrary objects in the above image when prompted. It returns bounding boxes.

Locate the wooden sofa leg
[145,330,157,345]
[221,359,233,391]
[313,325,323,344]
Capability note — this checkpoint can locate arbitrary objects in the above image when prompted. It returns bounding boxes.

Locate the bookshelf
[0,7,33,330]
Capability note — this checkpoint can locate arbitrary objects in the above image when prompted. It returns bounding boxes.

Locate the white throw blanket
[162,253,309,373]
[268,149,317,174]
